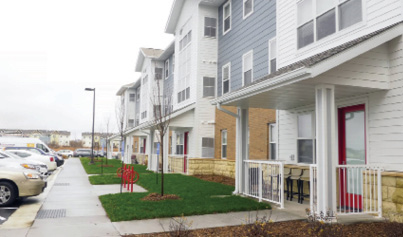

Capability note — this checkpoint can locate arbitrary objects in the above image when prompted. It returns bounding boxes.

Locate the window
[223,1,231,34]
[153,105,161,117]
[242,50,253,86]
[129,93,135,102]
[176,133,184,155]
[297,0,362,49]
[202,137,214,158]
[221,130,227,158]
[268,123,277,160]
[177,87,190,103]
[204,17,217,38]
[164,96,173,115]
[140,139,144,154]
[134,141,138,153]
[164,60,169,79]
[243,0,253,19]
[222,63,230,94]
[141,111,147,119]
[179,31,192,51]
[155,68,163,80]
[135,118,139,126]
[297,113,315,164]
[269,38,277,74]
[136,87,140,100]
[203,77,215,97]
[172,54,175,74]
[128,119,134,128]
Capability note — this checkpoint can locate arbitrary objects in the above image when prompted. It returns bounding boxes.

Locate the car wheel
[0,182,17,207]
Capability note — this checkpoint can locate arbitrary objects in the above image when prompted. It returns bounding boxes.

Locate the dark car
[74,149,92,157]
[4,147,64,167]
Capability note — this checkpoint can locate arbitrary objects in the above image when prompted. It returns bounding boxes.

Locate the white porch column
[107,140,112,159]
[235,107,249,194]
[315,84,337,216]
[163,127,169,173]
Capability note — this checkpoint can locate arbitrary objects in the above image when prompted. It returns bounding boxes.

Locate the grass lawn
[80,157,135,174]
[98,172,271,221]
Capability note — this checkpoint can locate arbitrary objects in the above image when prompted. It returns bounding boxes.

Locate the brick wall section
[214,106,276,161]
[380,172,403,222]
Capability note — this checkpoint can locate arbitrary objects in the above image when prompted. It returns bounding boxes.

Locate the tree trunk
[161,134,164,196]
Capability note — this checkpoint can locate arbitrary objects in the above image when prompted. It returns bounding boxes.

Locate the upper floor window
[243,0,254,19]
[297,0,362,49]
[204,17,217,38]
[203,77,215,98]
[155,68,163,80]
[129,93,135,102]
[269,38,277,74]
[242,50,253,86]
[164,59,169,79]
[222,63,230,95]
[128,119,134,128]
[179,31,192,51]
[223,1,231,34]
[136,87,140,100]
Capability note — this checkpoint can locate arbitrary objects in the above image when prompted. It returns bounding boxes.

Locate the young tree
[115,98,126,161]
[151,69,172,196]
[103,116,111,164]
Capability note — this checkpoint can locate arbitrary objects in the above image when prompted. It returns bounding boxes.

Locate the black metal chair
[289,169,303,201]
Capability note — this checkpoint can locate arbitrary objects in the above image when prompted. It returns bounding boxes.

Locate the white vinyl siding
[242,50,253,86]
[164,59,169,79]
[178,30,192,104]
[222,63,230,94]
[223,1,231,35]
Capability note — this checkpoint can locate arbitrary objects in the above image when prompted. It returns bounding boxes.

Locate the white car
[6,150,57,171]
[0,151,48,177]
[57,149,74,157]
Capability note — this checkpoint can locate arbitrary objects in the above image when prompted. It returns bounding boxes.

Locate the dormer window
[297,0,362,49]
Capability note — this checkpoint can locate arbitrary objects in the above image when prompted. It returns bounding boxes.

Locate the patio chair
[284,168,292,200]
[298,169,310,204]
[289,168,303,201]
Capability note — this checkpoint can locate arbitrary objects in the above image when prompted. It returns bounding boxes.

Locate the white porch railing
[336,165,383,217]
[309,164,318,213]
[243,160,284,208]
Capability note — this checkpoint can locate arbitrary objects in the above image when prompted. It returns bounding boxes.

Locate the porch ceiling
[224,81,382,110]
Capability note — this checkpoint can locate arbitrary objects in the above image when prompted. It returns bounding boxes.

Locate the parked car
[0,150,48,177]
[0,165,46,206]
[74,149,92,157]
[6,150,57,171]
[57,149,74,158]
[4,147,62,168]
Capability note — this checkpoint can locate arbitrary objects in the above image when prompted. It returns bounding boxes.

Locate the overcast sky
[0,0,174,139]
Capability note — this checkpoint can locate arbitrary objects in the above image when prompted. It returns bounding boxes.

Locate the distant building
[0,129,71,146]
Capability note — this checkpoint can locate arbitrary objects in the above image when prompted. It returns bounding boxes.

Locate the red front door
[338,104,366,210]
[184,132,189,173]
[143,138,146,153]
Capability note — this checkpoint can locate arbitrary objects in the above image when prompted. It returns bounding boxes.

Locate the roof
[158,41,175,61]
[135,48,164,72]
[212,21,403,105]
[116,82,136,96]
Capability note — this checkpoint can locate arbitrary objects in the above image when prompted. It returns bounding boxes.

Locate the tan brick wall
[214,106,276,161]
[169,157,236,179]
[381,172,403,222]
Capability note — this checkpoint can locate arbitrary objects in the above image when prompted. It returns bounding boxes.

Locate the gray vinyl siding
[135,86,140,117]
[163,53,174,101]
[217,0,276,97]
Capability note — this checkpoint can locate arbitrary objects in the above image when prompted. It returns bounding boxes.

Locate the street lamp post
[85,88,95,164]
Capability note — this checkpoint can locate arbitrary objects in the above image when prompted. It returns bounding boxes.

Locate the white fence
[336,165,382,217]
[243,160,284,208]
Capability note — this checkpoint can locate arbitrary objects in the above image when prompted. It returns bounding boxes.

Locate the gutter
[216,103,239,118]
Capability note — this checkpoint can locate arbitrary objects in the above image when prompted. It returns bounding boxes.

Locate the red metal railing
[117,164,140,192]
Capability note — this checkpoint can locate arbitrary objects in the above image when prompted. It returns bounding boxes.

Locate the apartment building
[213,0,403,220]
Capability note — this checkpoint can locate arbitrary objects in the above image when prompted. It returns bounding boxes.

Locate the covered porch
[212,24,403,219]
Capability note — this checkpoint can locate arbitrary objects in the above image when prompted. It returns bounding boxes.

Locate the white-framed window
[221,130,227,159]
[128,119,134,128]
[165,59,169,79]
[222,63,230,95]
[203,77,215,98]
[223,1,231,35]
[201,137,214,158]
[268,123,277,160]
[297,0,363,49]
[268,38,277,74]
[297,113,316,164]
[129,93,135,102]
[242,50,253,86]
[176,133,184,155]
[243,0,254,19]
[139,139,144,154]
[204,17,217,38]
[155,68,163,80]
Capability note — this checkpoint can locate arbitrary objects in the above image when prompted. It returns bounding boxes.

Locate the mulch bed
[141,193,181,201]
[130,220,403,237]
[192,175,235,186]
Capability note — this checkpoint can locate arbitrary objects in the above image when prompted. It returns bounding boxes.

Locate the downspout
[216,103,239,118]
